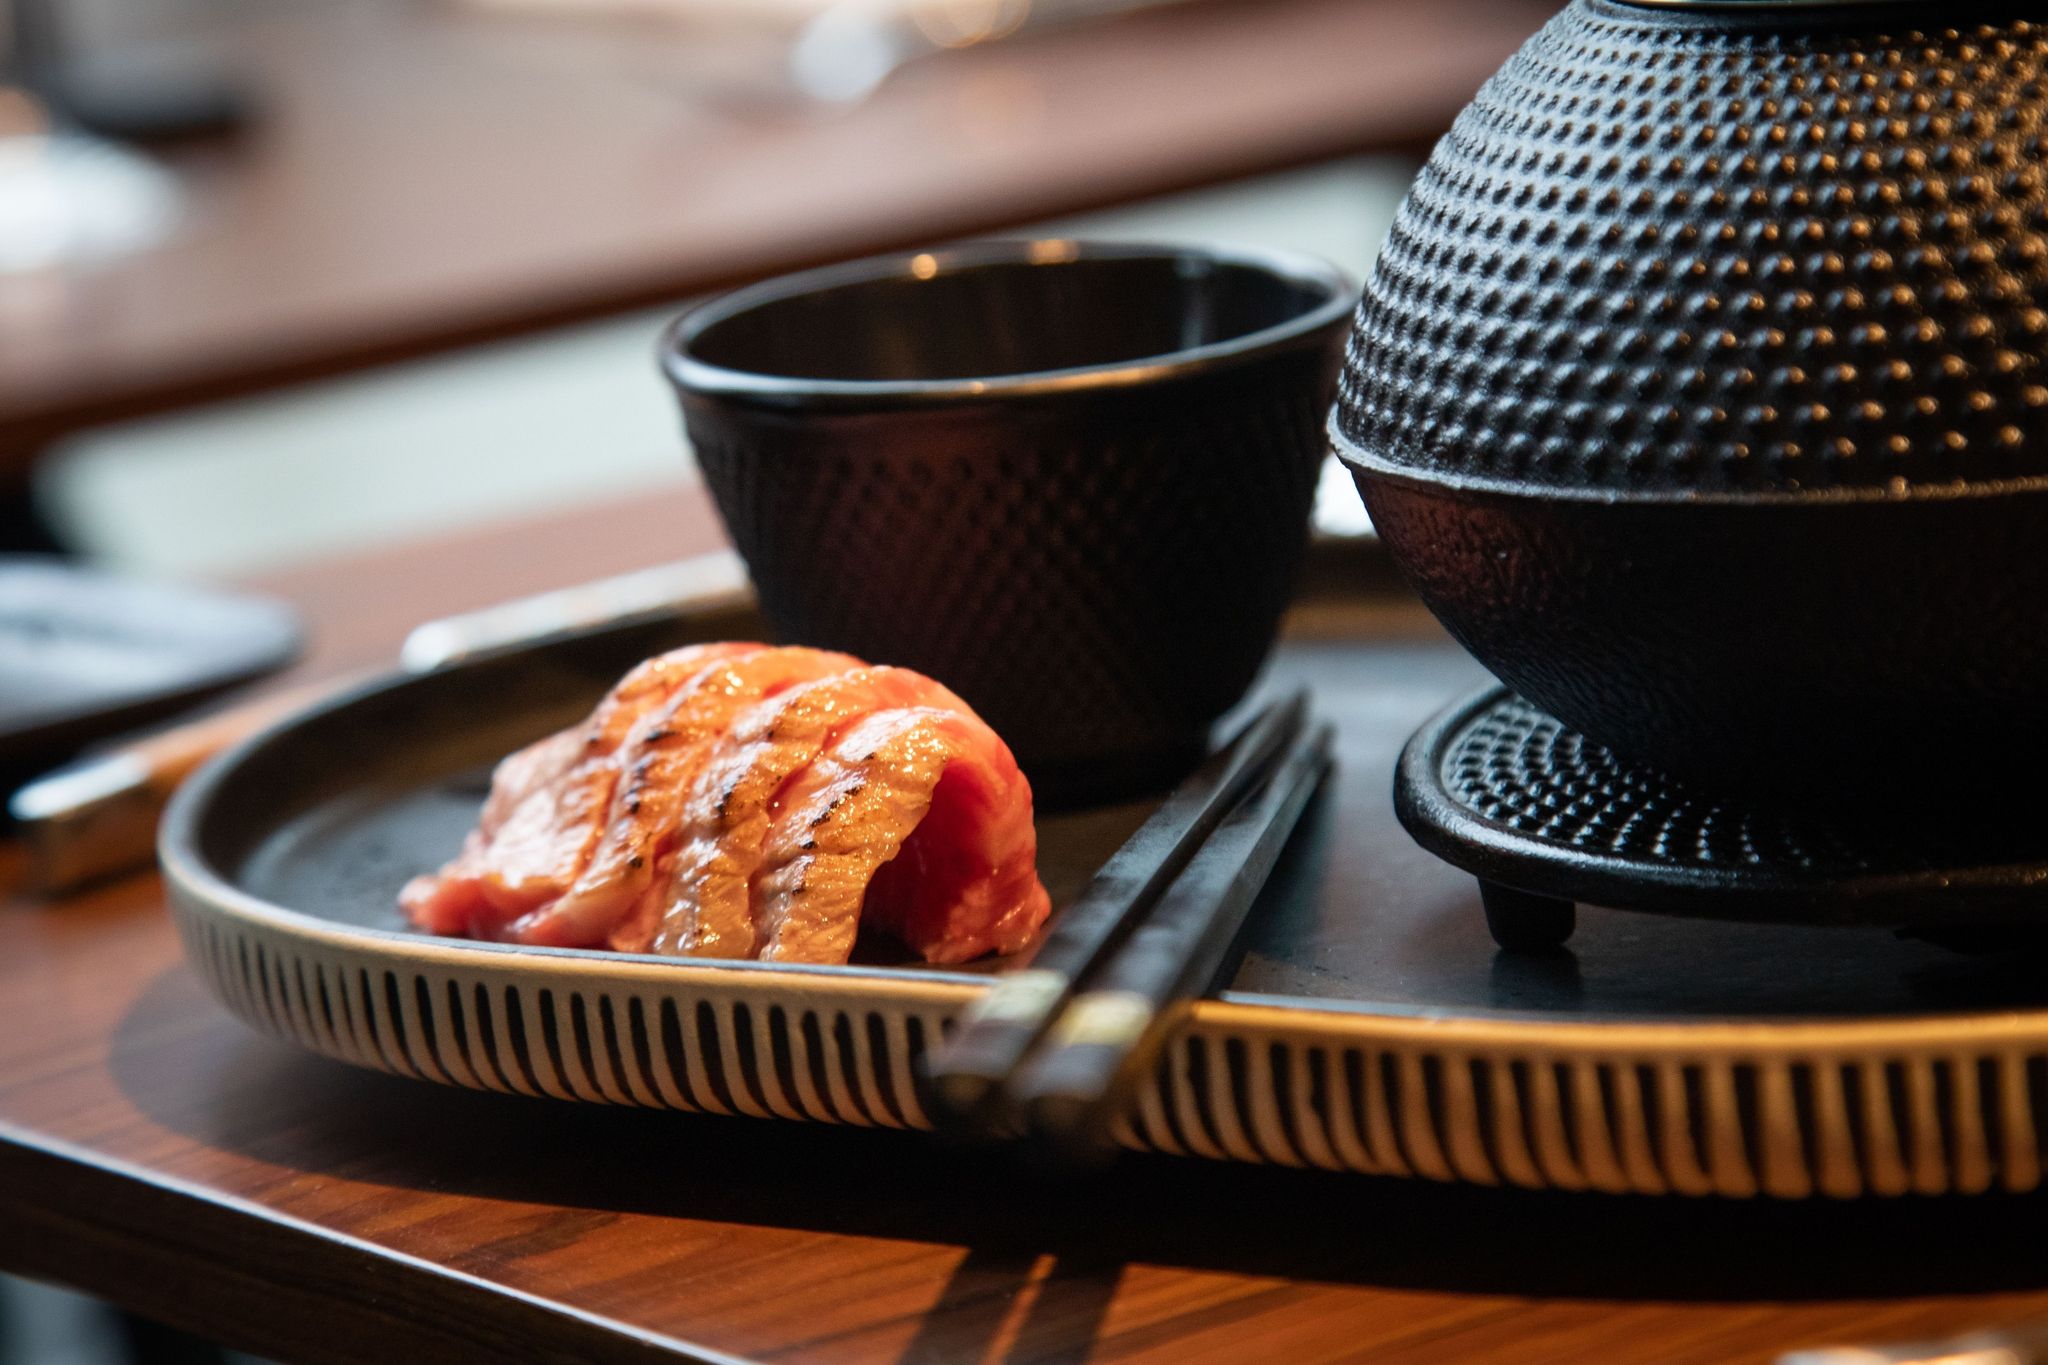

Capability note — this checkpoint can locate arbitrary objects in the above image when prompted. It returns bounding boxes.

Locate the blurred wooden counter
[0,0,1553,473]
[9,490,2048,1363]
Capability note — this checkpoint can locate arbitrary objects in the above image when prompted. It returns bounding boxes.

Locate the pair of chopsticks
[927,689,1332,1159]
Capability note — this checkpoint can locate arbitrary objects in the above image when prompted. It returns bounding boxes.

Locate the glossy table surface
[9,488,2048,1363]
[0,0,1554,470]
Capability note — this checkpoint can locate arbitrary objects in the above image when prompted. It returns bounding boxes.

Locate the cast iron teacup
[663,239,1351,802]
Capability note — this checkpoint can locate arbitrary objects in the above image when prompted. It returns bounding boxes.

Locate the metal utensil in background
[397,548,750,672]
[8,549,750,893]
[789,0,1195,105]
[460,0,1198,117]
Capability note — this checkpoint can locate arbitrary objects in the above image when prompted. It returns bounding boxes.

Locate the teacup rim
[659,238,1355,407]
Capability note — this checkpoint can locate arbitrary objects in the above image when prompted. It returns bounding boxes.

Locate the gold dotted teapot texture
[1332,1,2048,811]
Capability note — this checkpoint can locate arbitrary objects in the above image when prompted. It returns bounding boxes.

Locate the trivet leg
[1480,882,1575,951]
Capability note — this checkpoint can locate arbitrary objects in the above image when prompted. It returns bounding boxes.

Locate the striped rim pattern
[171,894,2048,1199]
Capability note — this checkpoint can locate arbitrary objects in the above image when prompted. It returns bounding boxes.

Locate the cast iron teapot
[1333,0,2048,811]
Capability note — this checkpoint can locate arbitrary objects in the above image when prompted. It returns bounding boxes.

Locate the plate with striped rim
[161,577,2048,1199]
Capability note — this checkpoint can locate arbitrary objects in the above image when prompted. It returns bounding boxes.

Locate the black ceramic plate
[163,581,2048,1019]
[170,590,2048,1020]
[159,582,2048,1197]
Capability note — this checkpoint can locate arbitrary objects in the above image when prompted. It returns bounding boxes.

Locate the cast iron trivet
[1398,687,2048,952]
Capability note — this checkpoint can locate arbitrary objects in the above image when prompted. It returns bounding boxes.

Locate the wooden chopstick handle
[10,677,348,893]
[1012,722,1334,1155]
[925,691,1309,1129]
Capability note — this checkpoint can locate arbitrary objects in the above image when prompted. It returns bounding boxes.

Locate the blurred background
[0,0,1559,575]
[0,0,1550,1356]
[36,157,1407,577]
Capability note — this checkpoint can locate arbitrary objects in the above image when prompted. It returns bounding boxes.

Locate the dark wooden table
[0,0,1554,472]
[8,487,2048,1363]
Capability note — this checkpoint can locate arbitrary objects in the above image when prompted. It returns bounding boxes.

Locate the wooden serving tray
[159,546,2048,1199]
